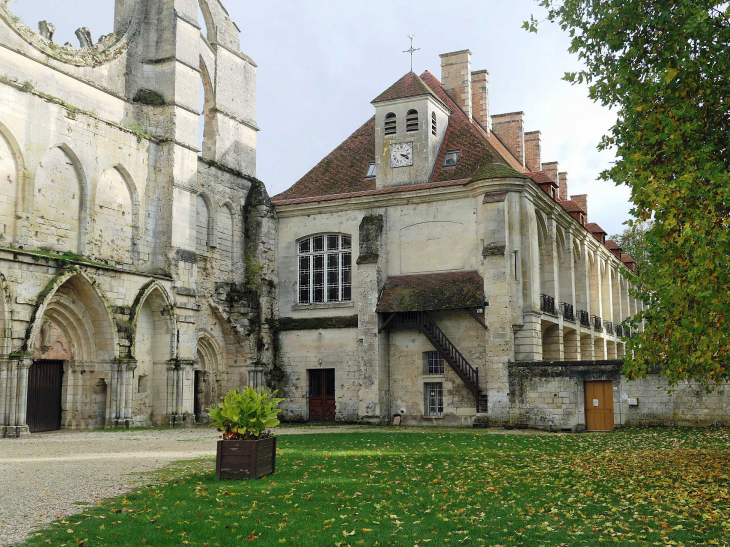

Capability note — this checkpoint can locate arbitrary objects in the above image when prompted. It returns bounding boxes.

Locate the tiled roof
[376,270,485,313]
[272,178,471,206]
[372,71,441,104]
[526,171,555,184]
[586,222,607,234]
[621,253,636,264]
[274,70,526,201]
[605,239,620,250]
[274,117,376,201]
[559,199,587,214]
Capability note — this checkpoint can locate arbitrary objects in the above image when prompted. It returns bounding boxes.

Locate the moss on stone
[133,88,166,106]
[276,316,358,331]
[357,214,383,265]
[469,163,528,183]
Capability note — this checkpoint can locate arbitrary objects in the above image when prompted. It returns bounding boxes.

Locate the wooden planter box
[215,437,277,480]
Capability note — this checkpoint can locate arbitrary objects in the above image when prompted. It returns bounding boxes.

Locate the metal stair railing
[392,311,480,400]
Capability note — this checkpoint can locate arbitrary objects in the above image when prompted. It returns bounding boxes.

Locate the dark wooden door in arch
[27,360,64,433]
[309,369,335,421]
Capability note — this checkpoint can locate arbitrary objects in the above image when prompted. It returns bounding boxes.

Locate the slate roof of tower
[273,70,526,202]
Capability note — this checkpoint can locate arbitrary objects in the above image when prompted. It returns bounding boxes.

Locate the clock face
[390,142,414,168]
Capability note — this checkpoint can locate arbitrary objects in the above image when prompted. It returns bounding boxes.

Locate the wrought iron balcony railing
[578,309,590,328]
[592,315,603,332]
[560,303,575,322]
[615,324,624,338]
[605,321,614,335]
[540,294,557,316]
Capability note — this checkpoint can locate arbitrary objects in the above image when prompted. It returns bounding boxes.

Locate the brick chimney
[571,194,588,214]
[542,161,558,183]
[524,131,541,172]
[492,112,525,167]
[558,172,568,201]
[471,70,489,134]
[440,50,472,121]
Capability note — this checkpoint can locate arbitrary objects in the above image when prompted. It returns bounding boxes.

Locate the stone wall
[0,0,277,437]
[508,360,730,431]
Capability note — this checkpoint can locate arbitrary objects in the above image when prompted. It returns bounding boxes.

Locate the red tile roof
[274,117,376,201]
[526,171,555,184]
[272,178,471,206]
[605,239,620,250]
[559,199,587,214]
[372,71,442,104]
[274,70,526,201]
[376,270,485,313]
[586,222,607,235]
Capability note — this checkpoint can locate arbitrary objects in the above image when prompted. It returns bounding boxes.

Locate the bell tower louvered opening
[406,109,419,132]
[384,113,396,136]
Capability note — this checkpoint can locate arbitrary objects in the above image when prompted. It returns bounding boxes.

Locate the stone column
[124,361,137,424]
[14,358,31,437]
[62,361,75,429]
[107,362,118,427]
[355,213,390,424]
[166,362,177,426]
[7,359,18,436]
[0,359,8,437]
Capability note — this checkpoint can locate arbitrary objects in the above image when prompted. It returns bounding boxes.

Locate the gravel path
[0,425,544,545]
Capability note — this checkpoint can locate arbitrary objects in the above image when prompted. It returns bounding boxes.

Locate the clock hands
[400,153,410,159]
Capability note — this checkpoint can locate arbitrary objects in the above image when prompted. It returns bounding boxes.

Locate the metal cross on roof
[403,34,420,72]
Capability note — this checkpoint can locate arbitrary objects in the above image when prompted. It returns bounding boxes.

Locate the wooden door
[584,380,615,431]
[27,360,64,433]
[194,371,202,419]
[309,369,336,421]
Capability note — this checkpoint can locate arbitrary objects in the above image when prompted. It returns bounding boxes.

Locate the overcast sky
[11,1,632,235]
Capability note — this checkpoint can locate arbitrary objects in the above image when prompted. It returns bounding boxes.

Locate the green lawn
[21,428,730,546]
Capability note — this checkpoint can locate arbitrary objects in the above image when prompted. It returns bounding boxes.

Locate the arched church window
[384,113,396,136]
[297,234,352,304]
[406,109,419,132]
[431,111,437,136]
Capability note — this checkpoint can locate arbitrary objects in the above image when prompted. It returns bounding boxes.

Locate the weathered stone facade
[0,0,277,437]
[272,49,729,429]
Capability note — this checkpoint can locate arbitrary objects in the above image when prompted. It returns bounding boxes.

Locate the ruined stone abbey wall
[0,0,278,437]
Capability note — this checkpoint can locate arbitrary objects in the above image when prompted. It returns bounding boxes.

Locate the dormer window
[443,150,460,168]
[365,162,376,178]
[384,113,396,136]
[406,109,419,132]
[431,112,437,136]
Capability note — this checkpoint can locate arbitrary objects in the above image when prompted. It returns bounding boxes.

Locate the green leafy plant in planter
[208,387,284,479]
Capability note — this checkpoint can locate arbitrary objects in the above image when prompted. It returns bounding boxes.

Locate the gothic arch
[29,143,89,253]
[196,192,214,252]
[26,270,118,361]
[197,331,222,373]
[0,272,12,357]
[0,121,24,244]
[199,54,217,159]
[89,164,140,264]
[129,281,177,359]
[218,200,235,268]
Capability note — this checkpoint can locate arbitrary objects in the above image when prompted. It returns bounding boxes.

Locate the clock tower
[372,72,450,189]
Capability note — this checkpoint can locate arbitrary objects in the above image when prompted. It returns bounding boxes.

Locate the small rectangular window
[443,150,460,168]
[424,352,445,375]
[365,162,376,178]
[313,235,325,253]
[424,382,443,416]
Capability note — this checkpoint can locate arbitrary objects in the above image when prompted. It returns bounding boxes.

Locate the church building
[0,1,727,437]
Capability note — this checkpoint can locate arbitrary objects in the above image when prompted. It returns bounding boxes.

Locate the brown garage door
[27,360,64,433]
[585,380,614,431]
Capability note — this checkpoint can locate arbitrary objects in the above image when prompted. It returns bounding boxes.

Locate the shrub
[208,387,283,440]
